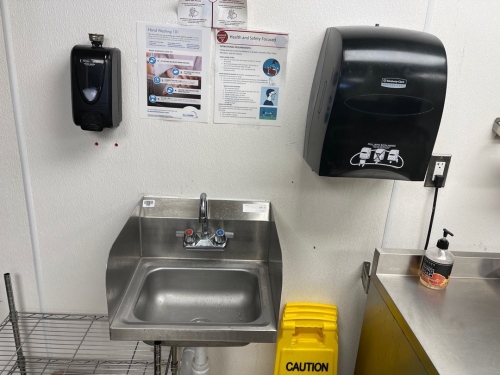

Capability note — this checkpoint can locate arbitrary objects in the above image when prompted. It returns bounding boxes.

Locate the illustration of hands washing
[189,7,199,17]
[350,147,404,168]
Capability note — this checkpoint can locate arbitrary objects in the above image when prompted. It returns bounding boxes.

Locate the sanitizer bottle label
[420,257,453,288]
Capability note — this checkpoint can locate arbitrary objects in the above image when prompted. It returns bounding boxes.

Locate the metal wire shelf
[0,312,171,374]
[1,275,172,374]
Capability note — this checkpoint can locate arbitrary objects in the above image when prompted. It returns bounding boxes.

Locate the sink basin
[110,259,276,346]
[106,195,283,347]
[134,268,262,324]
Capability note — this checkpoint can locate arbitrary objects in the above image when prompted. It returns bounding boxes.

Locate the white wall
[0,11,38,319]
[1,0,499,374]
[383,0,500,251]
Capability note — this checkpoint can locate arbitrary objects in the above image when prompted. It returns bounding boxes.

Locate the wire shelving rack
[1,274,171,374]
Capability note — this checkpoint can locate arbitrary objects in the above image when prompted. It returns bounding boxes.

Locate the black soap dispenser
[71,34,122,131]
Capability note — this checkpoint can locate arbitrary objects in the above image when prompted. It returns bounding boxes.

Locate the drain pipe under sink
[180,347,209,375]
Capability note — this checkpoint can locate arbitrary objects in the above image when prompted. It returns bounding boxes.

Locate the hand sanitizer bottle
[420,229,454,290]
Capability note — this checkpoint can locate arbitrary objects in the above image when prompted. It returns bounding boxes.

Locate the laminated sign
[214,29,289,126]
[178,0,247,29]
[136,22,211,122]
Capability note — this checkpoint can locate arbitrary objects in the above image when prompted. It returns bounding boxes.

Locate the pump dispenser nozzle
[437,228,454,249]
[443,229,454,238]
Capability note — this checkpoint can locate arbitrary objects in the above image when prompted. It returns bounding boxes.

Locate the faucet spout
[199,193,208,234]
[175,192,234,250]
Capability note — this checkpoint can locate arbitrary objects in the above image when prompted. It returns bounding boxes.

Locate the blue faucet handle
[215,229,226,245]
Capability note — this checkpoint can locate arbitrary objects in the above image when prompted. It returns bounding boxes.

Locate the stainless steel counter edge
[373,248,500,278]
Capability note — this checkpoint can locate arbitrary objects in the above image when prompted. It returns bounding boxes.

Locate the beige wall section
[0,10,38,318]
[383,0,500,251]
[3,0,498,374]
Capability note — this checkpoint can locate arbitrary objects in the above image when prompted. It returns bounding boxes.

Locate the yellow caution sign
[274,303,338,375]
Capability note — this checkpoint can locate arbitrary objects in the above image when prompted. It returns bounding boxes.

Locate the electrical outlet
[424,155,452,187]
[433,161,446,180]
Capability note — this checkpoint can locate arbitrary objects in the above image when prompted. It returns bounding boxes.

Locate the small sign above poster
[178,0,247,29]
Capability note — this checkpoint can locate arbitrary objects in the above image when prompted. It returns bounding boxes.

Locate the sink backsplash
[139,196,273,260]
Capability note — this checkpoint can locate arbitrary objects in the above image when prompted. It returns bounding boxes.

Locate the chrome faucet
[175,192,234,250]
[199,193,208,235]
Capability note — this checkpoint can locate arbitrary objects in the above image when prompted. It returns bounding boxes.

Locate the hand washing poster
[214,29,289,126]
[137,22,210,122]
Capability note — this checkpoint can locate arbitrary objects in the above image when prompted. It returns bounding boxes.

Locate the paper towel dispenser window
[344,95,434,116]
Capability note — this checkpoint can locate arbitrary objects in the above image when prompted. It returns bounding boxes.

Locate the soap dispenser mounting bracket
[89,33,104,48]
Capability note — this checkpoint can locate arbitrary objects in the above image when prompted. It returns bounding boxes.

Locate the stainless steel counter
[355,248,500,375]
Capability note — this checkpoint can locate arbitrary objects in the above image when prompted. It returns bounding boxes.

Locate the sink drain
[190,318,211,323]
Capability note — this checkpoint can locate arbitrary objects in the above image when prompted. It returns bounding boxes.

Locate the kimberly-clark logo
[381,78,407,89]
[183,111,198,118]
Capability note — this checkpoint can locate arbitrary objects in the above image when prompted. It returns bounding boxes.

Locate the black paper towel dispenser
[71,34,121,131]
[303,26,447,181]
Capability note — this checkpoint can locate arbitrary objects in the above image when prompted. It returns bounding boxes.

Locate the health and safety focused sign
[214,29,289,126]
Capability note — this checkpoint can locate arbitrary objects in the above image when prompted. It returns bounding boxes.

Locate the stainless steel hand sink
[106,195,283,347]
[133,267,262,324]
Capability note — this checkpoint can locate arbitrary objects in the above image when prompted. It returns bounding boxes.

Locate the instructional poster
[214,29,289,126]
[137,22,211,122]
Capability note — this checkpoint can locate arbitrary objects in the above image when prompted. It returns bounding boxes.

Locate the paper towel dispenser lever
[71,34,122,131]
[303,26,447,181]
